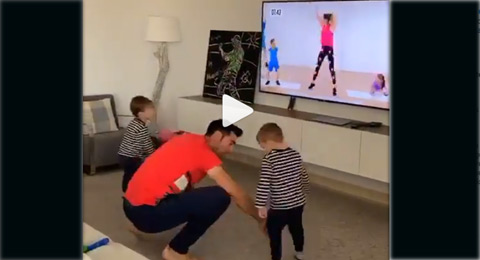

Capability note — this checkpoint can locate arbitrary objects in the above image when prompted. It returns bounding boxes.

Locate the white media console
[177,96,389,183]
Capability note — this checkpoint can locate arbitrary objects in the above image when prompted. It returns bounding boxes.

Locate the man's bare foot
[162,246,188,260]
[162,246,201,260]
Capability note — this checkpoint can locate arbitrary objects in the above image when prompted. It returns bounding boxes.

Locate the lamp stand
[152,42,169,107]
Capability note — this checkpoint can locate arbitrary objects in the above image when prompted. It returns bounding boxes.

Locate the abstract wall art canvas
[202,30,261,104]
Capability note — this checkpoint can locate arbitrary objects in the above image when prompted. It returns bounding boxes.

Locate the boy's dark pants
[267,205,305,260]
[123,186,231,254]
[118,155,143,192]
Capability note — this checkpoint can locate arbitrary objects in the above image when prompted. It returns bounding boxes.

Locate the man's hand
[257,208,268,236]
[207,166,260,222]
[259,219,267,236]
[258,207,268,219]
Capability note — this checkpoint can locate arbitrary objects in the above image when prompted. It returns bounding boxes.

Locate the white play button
[222,94,254,127]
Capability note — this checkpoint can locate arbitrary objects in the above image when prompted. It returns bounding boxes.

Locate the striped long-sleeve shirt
[255,147,309,210]
[118,118,155,159]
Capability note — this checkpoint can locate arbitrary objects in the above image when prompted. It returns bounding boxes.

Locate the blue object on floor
[83,238,110,253]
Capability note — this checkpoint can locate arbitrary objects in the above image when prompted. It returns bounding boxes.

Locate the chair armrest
[83,129,126,167]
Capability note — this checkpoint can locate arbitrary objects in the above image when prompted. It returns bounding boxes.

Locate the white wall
[84,0,389,128]
[263,1,389,74]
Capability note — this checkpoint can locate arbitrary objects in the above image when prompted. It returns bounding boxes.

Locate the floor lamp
[145,16,181,108]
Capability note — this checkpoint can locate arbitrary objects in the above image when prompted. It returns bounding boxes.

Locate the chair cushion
[83,98,119,134]
[87,241,150,260]
[83,223,149,260]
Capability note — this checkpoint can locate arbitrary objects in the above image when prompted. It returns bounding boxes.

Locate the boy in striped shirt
[255,123,309,260]
[118,96,156,192]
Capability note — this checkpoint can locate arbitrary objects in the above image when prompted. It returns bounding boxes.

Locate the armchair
[83,95,125,174]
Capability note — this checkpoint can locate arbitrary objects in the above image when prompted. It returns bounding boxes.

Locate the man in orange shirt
[123,119,263,260]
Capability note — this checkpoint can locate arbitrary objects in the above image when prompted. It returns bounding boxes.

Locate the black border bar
[1,1,82,258]
[391,1,479,258]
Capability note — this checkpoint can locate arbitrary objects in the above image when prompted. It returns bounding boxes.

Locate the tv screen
[260,1,390,110]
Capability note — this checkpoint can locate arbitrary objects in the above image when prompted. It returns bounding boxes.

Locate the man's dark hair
[130,96,153,117]
[205,119,243,138]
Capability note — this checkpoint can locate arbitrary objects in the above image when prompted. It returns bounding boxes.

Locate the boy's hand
[258,207,268,219]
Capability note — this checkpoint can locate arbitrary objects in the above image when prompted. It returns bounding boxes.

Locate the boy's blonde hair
[256,123,284,143]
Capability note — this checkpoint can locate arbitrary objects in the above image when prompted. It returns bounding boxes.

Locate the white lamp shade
[145,16,181,42]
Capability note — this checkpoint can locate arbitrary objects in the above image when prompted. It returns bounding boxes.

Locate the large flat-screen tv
[260,0,390,110]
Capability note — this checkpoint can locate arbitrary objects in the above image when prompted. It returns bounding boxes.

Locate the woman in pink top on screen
[308,12,337,96]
